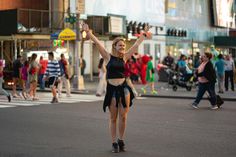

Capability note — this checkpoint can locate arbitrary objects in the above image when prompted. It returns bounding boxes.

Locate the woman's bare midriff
[108,78,125,86]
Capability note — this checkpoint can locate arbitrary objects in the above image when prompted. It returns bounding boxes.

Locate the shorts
[112,87,129,97]
[48,77,59,88]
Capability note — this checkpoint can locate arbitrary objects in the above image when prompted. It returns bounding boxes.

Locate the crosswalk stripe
[0,94,103,109]
[0,105,15,108]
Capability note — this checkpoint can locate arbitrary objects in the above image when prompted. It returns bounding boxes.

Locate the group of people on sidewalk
[0,51,72,103]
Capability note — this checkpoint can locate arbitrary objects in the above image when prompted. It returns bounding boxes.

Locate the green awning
[214,36,236,48]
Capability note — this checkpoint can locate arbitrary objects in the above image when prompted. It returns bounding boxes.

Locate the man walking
[0,60,11,102]
[12,55,23,98]
[44,52,61,103]
[58,53,71,97]
[224,54,235,91]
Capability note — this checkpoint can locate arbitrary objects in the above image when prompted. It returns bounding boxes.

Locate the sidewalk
[70,77,236,101]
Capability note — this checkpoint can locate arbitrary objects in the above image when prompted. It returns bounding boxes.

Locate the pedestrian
[58,53,71,97]
[141,56,157,94]
[124,58,139,97]
[96,58,107,96]
[44,52,61,103]
[0,60,11,102]
[224,54,235,91]
[140,55,149,84]
[193,52,200,68]
[28,53,40,100]
[215,54,225,93]
[21,60,29,99]
[82,23,152,153]
[12,55,23,98]
[38,56,48,90]
[163,52,174,68]
[191,52,218,110]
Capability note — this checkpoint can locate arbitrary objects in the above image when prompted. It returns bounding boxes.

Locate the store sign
[26,40,52,49]
[109,15,125,35]
[59,28,76,40]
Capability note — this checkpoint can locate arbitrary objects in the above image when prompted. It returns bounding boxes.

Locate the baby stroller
[166,68,195,91]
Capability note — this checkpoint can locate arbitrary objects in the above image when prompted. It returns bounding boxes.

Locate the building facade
[165,0,229,61]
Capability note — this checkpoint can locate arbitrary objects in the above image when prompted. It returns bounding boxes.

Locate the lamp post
[72,1,85,90]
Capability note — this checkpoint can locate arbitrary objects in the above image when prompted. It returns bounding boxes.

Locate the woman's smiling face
[115,40,126,54]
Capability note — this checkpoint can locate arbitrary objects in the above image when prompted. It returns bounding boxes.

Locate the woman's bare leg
[109,98,118,143]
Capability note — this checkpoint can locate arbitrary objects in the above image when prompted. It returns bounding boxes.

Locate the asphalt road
[0,97,236,157]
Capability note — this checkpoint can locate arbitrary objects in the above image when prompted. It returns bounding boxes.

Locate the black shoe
[50,97,58,103]
[112,142,119,153]
[7,95,11,102]
[118,139,126,152]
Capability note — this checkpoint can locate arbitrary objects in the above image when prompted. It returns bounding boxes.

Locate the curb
[141,94,236,102]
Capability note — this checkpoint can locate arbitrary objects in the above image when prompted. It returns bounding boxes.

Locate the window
[143,43,150,54]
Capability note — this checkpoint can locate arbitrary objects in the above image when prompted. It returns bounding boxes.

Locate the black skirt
[103,81,135,112]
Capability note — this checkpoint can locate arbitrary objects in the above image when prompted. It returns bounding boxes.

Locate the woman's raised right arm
[82,24,110,60]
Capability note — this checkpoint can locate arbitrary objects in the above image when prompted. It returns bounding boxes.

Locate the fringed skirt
[103,81,134,112]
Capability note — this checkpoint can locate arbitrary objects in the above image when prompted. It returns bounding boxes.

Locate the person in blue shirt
[215,54,225,93]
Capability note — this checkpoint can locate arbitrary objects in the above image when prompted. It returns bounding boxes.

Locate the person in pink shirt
[0,60,11,102]
[191,52,218,110]
[21,60,29,99]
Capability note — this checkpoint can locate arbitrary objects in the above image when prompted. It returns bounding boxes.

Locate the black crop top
[106,55,125,79]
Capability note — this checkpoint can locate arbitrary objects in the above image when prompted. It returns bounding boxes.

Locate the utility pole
[72,0,84,90]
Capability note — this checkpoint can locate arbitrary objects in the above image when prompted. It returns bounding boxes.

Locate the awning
[214,36,236,48]
[58,28,76,40]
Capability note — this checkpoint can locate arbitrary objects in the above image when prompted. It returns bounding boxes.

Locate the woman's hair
[204,52,213,60]
[30,53,37,61]
[218,54,223,59]
[111,37,125,55]
[98,58,104,69]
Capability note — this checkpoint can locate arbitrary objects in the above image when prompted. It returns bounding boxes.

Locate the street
[0,96,236,157]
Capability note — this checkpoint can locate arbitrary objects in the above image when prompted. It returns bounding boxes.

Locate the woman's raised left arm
[124,28,152,61]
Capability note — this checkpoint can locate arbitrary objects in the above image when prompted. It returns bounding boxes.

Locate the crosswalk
[0,93,104,109]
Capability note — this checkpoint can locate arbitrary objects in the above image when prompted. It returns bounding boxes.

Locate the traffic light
[166,28,187,37]
[132,21,137,35]
[126,21,150,37]
[127,21,133,34]
[137,22,142,34]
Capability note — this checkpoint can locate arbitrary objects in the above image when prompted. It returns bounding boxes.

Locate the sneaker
[190,103,199,109]
[151,90,158,94]
[211,105,218,110]
[141,88,146,94]
[12,94,19,98]
[117,139,126,152]
[7,95,11,102]
[112,142,119,153]
[19,92,24,99]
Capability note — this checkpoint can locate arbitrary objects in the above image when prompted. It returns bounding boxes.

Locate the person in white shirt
[44,52,61,103]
